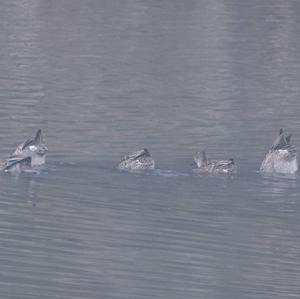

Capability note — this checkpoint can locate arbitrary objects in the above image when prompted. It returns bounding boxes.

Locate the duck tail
[34,129,43,145]
[286,134,292,145]
[201,151,208,167]
[271,129,287,150]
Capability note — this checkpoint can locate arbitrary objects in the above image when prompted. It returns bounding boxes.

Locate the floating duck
[260,129,297,174]
[118,148,155,171]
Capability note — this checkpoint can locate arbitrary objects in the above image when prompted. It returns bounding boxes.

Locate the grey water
[0,0,300,298]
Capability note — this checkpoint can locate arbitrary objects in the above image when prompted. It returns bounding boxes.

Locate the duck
[192,151,237,174]
[118,148,155,171]
[11,129,48,166]
[260,128,297,174]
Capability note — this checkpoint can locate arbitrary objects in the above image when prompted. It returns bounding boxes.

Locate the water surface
[1,1,300,298]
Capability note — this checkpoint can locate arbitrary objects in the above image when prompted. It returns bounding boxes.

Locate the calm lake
[0,1,300,298]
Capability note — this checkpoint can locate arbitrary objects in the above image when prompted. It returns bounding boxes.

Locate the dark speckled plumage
[192,151,237,174]
[118,149,155,171]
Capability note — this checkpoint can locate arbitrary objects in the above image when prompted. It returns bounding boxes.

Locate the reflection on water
[1,0,300,298]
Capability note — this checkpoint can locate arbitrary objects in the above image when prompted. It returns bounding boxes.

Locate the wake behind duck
[260,129,297,174]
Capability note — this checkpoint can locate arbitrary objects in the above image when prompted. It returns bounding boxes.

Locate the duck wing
[124,148,151,161]
[214,159,234,168]
[4,156,32,171]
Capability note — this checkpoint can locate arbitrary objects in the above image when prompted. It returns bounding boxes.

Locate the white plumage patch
[261,150,298,174]
[29,145,37,151]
